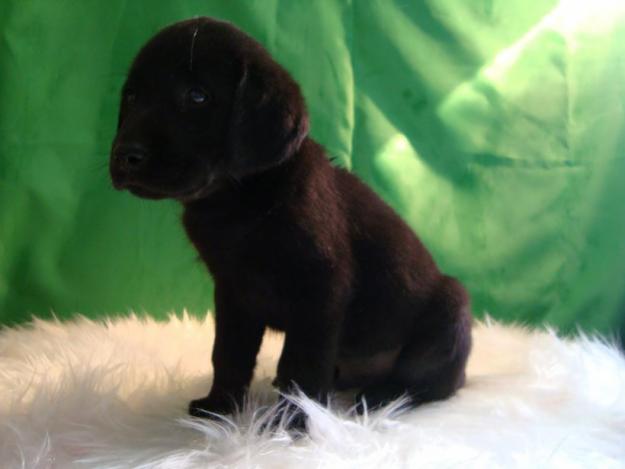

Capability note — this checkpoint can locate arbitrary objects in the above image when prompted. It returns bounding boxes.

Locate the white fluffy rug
[1,313,624,468]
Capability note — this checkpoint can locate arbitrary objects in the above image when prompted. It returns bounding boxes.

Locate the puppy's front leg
[276,314,341,401]
[266,314,341,431]
[189,289,264,418]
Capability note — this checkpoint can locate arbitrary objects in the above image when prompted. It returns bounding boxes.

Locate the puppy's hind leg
[356,276,472,412]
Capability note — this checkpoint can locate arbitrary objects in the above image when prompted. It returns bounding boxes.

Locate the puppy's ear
[228,59,309,178]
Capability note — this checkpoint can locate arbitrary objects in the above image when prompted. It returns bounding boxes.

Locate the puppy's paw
[354,383,406,415]
[188,394,238,419]
[260,398,307,435]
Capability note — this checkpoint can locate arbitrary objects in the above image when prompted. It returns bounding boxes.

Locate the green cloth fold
[1,1,624,339]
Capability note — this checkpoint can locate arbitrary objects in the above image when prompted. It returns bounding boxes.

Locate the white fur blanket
[1,313,624,468]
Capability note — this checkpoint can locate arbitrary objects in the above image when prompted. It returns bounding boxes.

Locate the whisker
[86,160,110,174]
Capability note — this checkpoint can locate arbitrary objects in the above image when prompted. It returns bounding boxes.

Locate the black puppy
[110,17,471,426]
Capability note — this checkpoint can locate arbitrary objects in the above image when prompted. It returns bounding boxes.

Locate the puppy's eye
[187,88,208,105]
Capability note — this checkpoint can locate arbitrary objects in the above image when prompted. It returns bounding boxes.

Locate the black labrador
[109,17,472,428]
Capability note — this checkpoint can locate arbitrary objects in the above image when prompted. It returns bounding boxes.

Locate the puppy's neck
[183,138,325,213]
[181,138,333,269]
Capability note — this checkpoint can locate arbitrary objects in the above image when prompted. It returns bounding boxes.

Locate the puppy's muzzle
[111,143,149,188]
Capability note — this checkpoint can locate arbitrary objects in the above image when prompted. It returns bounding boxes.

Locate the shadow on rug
[1,313,624,468]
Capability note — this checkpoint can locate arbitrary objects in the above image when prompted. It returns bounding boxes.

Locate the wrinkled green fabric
[1,1,624,339]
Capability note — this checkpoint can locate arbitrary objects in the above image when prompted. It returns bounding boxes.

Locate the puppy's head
[110,17,309,201]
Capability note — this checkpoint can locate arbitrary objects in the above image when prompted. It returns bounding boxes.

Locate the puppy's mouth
[111,175,167,199]
[110,157,218,202]
[126,184,168,199]
[115,177,217,202]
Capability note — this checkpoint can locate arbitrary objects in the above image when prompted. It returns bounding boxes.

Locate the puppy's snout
[113,144,149,173]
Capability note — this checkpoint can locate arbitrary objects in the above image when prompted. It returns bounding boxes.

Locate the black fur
[109,17,472,428]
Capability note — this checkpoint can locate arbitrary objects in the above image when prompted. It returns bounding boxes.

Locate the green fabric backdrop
[1,1,624,340]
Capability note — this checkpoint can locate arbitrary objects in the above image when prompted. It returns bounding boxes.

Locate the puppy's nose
[113,144,149,172]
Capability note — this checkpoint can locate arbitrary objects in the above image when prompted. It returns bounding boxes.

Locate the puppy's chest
[228,265,292,330]
[216,246,314,330]
[186,215,319,329]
